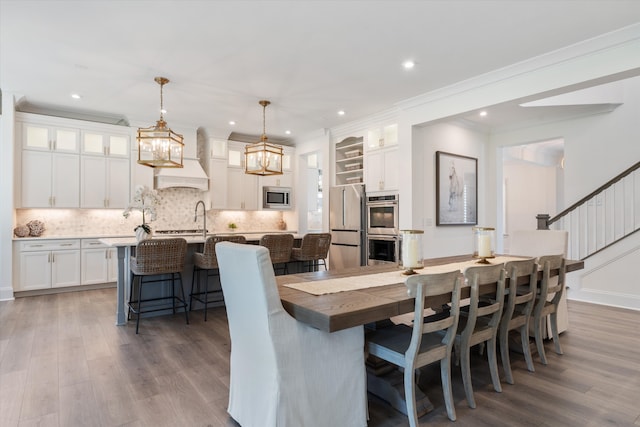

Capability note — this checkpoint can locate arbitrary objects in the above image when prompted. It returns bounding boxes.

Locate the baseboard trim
[0,286,15,301]
[14,282,116,298]
[567,288,640,311]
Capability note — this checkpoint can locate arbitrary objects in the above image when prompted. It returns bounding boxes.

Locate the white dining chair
[215,242,368,427]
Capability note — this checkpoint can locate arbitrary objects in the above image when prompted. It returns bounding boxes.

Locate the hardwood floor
[1,288,639,426]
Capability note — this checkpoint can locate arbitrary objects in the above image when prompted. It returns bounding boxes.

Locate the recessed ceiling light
[229,121,236,125]
[479,111,488,117]
[338,110,345,116]
[402,60,415,70]
[71,93,81,99]
[285,130,291,135]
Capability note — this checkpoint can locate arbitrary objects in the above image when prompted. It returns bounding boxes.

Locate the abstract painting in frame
[435,151,478,226]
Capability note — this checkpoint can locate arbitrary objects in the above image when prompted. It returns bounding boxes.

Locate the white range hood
[154,158,209,191]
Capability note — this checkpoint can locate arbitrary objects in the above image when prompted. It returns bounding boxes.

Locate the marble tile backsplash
[15,188,284,237]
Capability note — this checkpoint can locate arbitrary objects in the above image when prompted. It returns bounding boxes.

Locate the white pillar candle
[477,234,492,258]
[402,236,419,268]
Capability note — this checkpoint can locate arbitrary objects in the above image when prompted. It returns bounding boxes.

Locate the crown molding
[396,23,640,112]
[329,107,400,140]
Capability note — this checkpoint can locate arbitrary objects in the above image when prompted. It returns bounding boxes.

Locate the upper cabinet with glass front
[22,121,79,153]
[366,123,398,150]
[81,131,130,157]
[17,113,132,208]
[209,138,227,159]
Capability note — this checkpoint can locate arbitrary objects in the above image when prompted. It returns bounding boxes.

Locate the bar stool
[128,238,189,334]
[190,235,247,320]
[259,233,294,275]
[290,233,331,272]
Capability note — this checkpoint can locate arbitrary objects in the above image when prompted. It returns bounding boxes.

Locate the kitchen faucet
[194,200,207,240]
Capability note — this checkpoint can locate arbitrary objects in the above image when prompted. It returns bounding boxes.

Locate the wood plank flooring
[1,288,639,426]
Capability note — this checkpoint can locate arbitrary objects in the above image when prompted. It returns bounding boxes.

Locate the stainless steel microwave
[263,186,292,210]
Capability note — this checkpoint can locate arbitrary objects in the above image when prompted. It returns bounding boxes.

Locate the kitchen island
[100,232,301,325]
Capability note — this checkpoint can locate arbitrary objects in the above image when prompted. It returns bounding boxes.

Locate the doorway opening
[502,138,564,253]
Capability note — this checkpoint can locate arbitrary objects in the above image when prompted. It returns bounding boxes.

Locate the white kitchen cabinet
[209,158,228,209]
[17,240,81,291]
[366,123,398,150]
[81,131,129,157]
[22,121,79,153]
[130,146,154,191]
[208,141,293,210]
[107,248,118,282]
[270,147,294,195]
[80,128,130,208]
[225,141,259,210]
[227,167,258,210]
[209,138,227,159]
[282,146,293,171]
[18,113,133,209]
[81,239,117,285]
[365,147,398,192]
[21,150,80,208]
[260,171,293,188]
[81,156,130,208]
[227,141,244,168]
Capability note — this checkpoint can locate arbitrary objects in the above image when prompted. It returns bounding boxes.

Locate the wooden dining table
[276,254,584,417]
[277,254,584,332]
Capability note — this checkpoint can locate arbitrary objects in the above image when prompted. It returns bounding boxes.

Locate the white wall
[415,122,489,258]
[0,95,16,300]
[489,76,640,310]
[572,231,640,310]
[502,160,558,252]
[392,28,640,310]
[491,76,640,208]
[396,26,640,242]
[287,129,331,234]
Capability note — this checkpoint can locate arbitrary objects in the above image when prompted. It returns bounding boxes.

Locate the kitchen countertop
[99,231,302,247]
[13,230,300,242]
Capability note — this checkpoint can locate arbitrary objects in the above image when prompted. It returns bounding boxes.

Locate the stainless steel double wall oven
[366,193,400,265]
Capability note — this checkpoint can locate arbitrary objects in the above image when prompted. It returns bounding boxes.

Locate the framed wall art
[435,151,478,226]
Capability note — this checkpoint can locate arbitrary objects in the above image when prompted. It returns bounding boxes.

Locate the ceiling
[1,1,640,143]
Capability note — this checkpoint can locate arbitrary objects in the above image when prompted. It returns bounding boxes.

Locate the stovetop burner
[155,229,208,235]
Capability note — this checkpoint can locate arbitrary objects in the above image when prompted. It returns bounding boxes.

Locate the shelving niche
[335,136,364,186]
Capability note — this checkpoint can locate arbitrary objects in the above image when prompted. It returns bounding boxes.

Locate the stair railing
[537,161,640,260]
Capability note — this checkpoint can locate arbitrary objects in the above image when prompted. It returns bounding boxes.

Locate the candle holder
[400,230,423,275]
[473,226,495,264]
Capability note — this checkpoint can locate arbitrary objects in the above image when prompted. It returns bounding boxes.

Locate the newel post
[536,214,550,230]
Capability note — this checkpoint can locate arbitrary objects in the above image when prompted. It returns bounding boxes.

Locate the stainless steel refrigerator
[329,184,366,269]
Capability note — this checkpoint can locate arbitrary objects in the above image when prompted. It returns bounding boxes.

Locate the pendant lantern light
[137,77,184,168]
[245,100,283,176]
